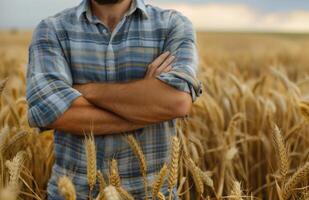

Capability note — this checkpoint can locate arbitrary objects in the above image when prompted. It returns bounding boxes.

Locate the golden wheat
[116,187,134,200]
[0,78,8,96]
[230,181,243,200]
[299,101,309,122]
[152,163,168,198]
[57,176,76,200]
[1,31,309,200]
[282,162,309,200]
[272,125,289,181]
[157,192,166,200]
[96,170,107,200]
[167,136,180,200]
[125,135,148,198]
[5,151,26,189]
[186,158,204,195]
[84,134,97,192]
[109,159,121,187]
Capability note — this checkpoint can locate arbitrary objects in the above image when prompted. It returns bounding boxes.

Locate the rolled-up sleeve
[156,11,203,102]
[26,19,81,130]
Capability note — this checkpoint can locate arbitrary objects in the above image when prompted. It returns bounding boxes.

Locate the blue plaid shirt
[26,0,202,199]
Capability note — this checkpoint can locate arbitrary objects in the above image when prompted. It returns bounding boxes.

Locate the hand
[144,51,175,79]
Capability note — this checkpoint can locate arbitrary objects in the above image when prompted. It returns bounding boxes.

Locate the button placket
[106,44,115,81]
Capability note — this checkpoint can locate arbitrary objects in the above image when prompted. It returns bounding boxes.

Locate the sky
[1,0,309,32]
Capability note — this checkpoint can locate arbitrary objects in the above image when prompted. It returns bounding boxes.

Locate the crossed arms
[48,53,193,135]
[26,12,202,136]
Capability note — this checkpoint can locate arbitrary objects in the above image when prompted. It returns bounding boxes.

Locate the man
[26,0,202,199]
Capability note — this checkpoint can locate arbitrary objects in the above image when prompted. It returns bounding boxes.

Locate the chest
[60,20,167,83]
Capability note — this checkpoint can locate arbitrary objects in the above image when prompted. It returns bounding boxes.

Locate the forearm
[48,96,147,135]
[76,78,191,124]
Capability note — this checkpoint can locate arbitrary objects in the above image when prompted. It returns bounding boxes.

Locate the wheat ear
[200,171,214,189]
[168,136,180,200]
[96,170,107,200]
[186,158,204,195]
[157,192,166,200]
[109,159,121,187]
[230,181,243,200]
[282,162,309,200]
[0,78,8,96]
[152,163,168,198]
[84,134,97,198]
[272,125,289,180]
[126,135,148,198]
[299,101,309,122]
[5,151,26,190]
[57,176,76,200]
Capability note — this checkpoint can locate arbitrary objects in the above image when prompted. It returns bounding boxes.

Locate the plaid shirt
[26,0,202,199]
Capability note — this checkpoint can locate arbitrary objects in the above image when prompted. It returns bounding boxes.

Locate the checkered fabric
[26,0,202,199]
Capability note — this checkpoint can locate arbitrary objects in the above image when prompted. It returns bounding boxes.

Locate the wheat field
[0,30,308,200]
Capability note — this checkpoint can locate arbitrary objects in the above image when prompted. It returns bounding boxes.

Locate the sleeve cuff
[156,70,203,102]
[28,88,82,131]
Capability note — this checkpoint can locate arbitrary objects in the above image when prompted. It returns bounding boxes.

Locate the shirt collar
[76,0,149,23]
[134,0,149,19]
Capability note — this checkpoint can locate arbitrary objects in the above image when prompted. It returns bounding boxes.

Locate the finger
[163,65,173,73]
[148,51,170,70]
[156,65,172,76]
[156,55,175,73]
[147,52,171,77]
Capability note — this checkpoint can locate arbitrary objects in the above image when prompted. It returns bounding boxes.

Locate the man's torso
[44,0,178,199]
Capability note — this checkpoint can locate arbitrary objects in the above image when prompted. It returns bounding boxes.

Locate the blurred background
[1,0,308,77]
[1,0,309,32]
[0,1,308,200]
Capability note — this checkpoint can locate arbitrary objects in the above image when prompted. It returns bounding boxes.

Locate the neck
[90,0,132,31]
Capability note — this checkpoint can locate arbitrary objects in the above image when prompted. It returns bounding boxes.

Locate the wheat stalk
[152,163,168,198]
[57,176,76,200]
[96,171,107,200]
[84,134,97,198]
[125,135,148,198]
[0,126,10,154]
[186,158,204,195]
[109,159,121,187]
[200,171,214,189]
[168,136,180,200]
[272,125,289,181]
[282,162,309,200]
[97,170,107,190]
[275,180,284,200]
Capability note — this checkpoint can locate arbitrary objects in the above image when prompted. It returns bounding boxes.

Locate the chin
[93,0,124,5]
